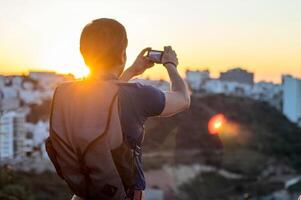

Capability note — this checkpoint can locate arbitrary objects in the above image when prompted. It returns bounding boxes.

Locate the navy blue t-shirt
[117,82,165,190]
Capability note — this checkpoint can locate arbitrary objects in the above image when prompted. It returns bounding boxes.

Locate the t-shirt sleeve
[135,83,166,117]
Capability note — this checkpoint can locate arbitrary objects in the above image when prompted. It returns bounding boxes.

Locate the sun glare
[208,114,226,135]
[41,50,90,78]
[49,65,90,79]
[71,66,90,79]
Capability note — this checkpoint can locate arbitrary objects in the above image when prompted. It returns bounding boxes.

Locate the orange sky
[0,0,300,82]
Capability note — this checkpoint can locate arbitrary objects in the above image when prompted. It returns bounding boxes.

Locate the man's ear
[120,49,126,65]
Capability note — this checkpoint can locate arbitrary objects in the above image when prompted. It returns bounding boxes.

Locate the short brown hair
[80,18,128,70]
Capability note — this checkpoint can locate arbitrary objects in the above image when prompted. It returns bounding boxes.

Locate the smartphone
[147,50,163,64]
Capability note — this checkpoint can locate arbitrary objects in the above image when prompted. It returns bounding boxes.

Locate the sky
[0,0,300,82]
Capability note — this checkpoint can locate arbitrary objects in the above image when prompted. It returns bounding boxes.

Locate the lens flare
[208,114,226,135]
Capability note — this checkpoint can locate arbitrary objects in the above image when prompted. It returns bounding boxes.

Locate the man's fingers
[146,58,155,67]
[148,62,155,68]
[139,47,151,57]
[142,57,154,68]
[145,57,152,63]
[164,46,173,54]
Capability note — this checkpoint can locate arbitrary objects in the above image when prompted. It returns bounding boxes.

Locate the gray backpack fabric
[46,80,127,200]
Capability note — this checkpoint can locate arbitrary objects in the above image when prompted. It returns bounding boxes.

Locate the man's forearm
[165,64,190,100]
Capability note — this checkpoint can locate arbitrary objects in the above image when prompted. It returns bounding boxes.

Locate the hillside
[143,94,301,175]
[22,93,301,175]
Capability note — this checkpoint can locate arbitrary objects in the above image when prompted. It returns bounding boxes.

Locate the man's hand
[162,46,179,67]
[130,47,155,75]
[119,47,154,81]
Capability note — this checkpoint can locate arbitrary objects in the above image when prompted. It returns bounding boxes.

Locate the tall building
[13,112,26,158]
[0,112,14,160]
[186,70,210,91]
[220,68,254,85]
[282,75,301,126]
[0,111,27,161]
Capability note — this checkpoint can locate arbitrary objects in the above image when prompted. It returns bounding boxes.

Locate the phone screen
[147,50,163,63]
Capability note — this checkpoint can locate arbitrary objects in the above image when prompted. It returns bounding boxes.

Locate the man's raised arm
[160,46,190,117]
[119,46,190,117]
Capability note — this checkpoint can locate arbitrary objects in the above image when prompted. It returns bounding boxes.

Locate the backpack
[45,80,135,200]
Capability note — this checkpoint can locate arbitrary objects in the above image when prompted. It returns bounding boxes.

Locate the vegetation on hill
[143,94,301,175]
[0,167,71,200]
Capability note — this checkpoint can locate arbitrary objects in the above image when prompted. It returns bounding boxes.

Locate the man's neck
[89,70,119,81]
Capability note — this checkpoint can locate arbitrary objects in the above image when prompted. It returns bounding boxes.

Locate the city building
[0,75,5,87]
[29,71,74,90]
[24,132,34,157]
[185,69,283,111]
[11,76,23,89]
[0,86,20,111]
[204,79,252,96]
[252,82,282,111]
[220,68,254,85]
[13,112,26,158]
[0,112,14,160]
[19,90,43,104]
[32,120,49,146]
[282,75,301,126]
[0,111,27,161]
[186,70,210,91]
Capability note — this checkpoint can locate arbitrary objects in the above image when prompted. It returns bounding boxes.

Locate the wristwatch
[163,62,177,68]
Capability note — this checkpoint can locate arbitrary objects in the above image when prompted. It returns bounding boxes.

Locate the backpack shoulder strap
[49,87,76,159]
[81,91,119,157]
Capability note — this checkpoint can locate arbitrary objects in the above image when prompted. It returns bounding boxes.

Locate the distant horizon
[1,66,300,84]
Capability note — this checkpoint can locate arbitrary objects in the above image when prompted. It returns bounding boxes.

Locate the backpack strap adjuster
[134,144,141,157]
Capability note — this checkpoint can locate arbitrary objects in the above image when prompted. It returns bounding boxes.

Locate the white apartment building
[186,70,210,91]
[204,79,253,96]
[0,86,20,111]
[282,75,301,126]
[0,111,27,161]
[0,112,14,160]
[252,82,283,111]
